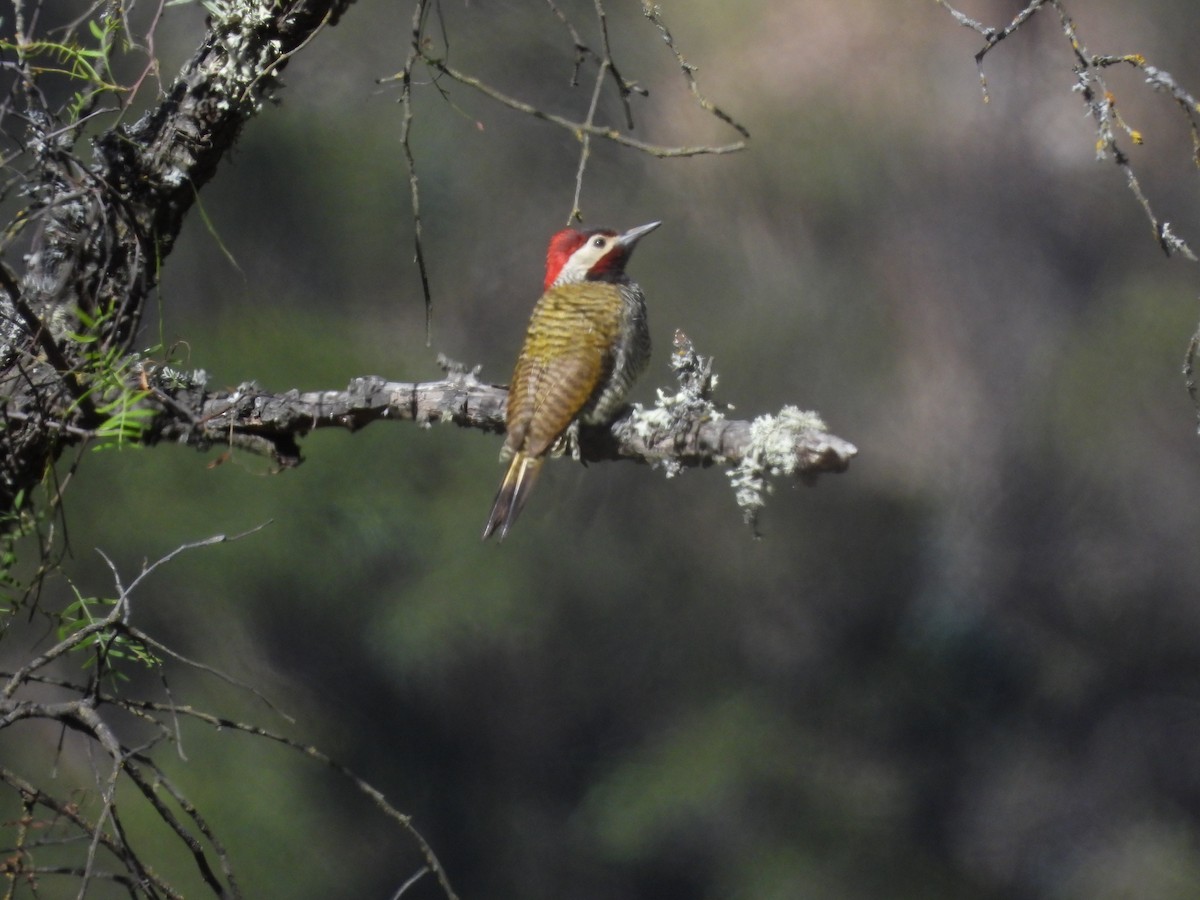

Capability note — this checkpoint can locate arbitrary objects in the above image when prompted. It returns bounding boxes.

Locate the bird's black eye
[592,237,606,248]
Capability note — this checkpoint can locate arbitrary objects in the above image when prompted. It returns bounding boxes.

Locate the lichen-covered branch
[126,339,856,525]
[0,0,353,529]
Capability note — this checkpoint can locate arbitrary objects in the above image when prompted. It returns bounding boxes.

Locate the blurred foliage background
[6,0,1200,897]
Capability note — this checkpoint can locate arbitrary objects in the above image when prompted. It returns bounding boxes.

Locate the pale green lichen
[201,0,286,113]
[202,0,275,28]
[627,382,727,478]
[727,405,827,534]
[628,401,675,439]
[625,334,727,478]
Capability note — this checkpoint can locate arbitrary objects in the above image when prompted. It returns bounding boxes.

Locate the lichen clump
[727,405,827,533]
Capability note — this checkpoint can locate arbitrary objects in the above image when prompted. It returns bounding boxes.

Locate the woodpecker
[482,220,661,541]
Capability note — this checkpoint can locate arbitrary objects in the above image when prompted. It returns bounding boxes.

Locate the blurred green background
[7,0,1200,897]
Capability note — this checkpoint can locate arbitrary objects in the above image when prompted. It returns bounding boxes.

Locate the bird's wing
[507,294,619,459]
[513,341,613,459]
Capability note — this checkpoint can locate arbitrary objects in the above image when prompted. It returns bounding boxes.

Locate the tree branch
[0,530,459,899]
[130,340,856,507]
[0,0,355,527]
[419,57,746,159]
[936,0,1200,424]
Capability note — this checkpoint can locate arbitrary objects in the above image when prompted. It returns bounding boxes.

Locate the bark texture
[135,359,858,480]
[0,0,353,525]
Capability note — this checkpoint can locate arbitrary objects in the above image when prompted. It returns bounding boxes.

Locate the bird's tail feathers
[481,453,543,540]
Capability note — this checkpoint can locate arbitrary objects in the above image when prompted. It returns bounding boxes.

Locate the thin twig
[2,526,268,699]
[593,0,639,131]
[640,1,750,139]
[398,0,435,347]
[936,0,1198,261]
[570,58,610,223]
[544,0,591,85]
[239,6,335,107]
[392,867,429,899]
[423,57,745,157]
[933,0,1050,102]
[1185,317,1200,421]
[74,705,127,899]
[0,765,181,898]
[936,0,1200,416]
[115,700,460,900]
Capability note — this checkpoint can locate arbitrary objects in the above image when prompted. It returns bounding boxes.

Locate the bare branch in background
[0,533,459,899]
[417,59,746,160]
[395,0,436,345]
[935,0,1200,424]
[640,1,751,142]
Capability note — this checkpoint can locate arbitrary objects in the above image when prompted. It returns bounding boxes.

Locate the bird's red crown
[542,221,661,290]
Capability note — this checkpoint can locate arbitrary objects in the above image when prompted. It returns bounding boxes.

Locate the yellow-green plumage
[482,222,658,540]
